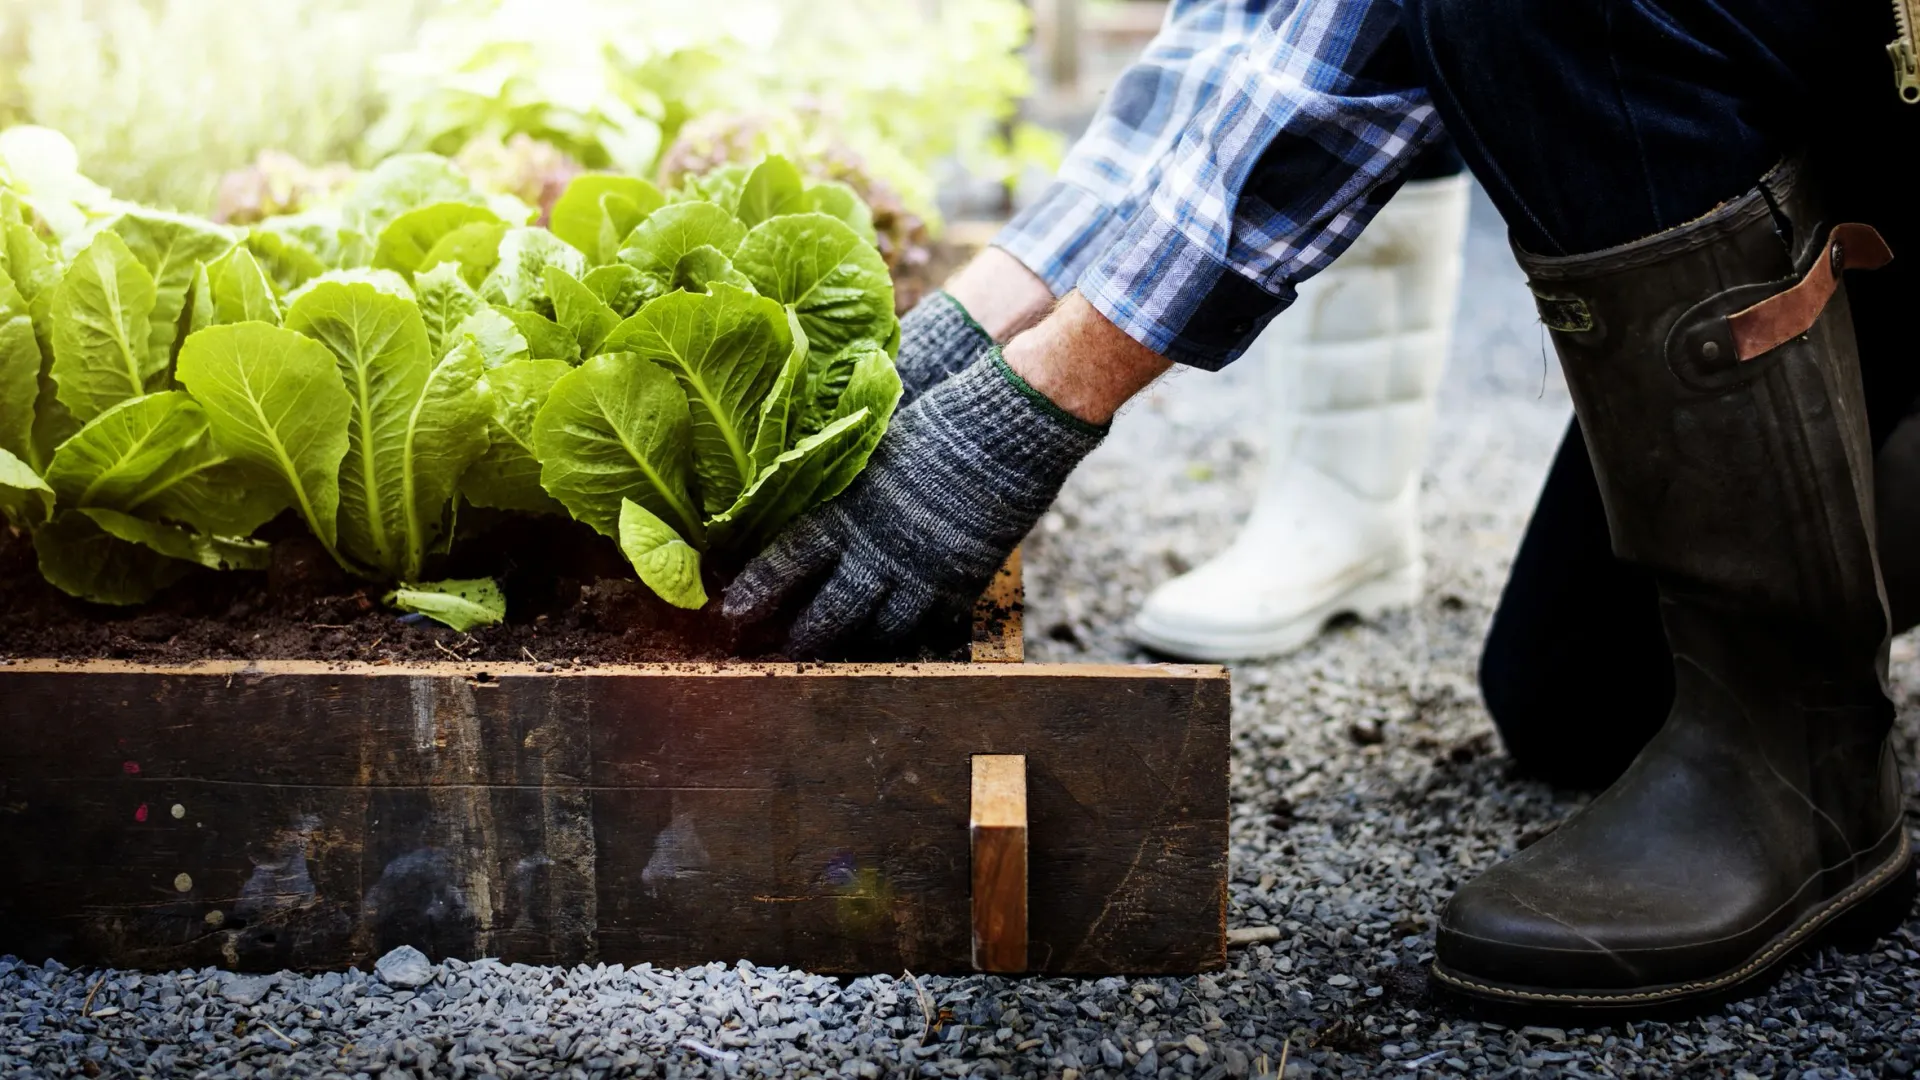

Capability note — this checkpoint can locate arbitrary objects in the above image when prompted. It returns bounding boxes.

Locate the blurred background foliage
[0,0,1063,236]
[0,0,427,212]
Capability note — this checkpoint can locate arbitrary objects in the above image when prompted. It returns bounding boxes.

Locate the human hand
[723,351,1105,657]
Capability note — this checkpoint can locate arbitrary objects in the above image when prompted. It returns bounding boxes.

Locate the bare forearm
[1002,292,1171,425]
[945,247,1057,342]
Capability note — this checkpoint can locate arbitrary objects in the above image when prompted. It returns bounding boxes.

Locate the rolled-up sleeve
[1078,0,1442,370]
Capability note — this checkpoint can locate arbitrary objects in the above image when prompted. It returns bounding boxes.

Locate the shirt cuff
[1078,205,1298,372]
[991,180,1132,298]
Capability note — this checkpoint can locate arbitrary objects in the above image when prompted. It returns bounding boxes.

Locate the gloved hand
[723,349,1106,658]
[894,291,994,405]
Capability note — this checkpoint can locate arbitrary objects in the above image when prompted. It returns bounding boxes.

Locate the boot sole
[1429,832,1916,1024]
[1129,563,1421,662]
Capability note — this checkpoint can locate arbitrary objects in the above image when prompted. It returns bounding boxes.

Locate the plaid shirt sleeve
[999,0,1443,371]
[993,0,1272,296]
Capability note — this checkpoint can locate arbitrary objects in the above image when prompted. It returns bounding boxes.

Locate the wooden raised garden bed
[0,557,1230,975]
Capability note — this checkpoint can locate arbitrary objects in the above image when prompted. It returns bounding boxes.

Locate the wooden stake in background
[971,754,1029,973]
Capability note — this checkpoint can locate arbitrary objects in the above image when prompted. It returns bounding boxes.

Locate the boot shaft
[1513,159,1889,656]
[1250,175,1470,503]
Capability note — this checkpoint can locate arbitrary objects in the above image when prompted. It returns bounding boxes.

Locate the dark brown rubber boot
[1432,158,1915,1018]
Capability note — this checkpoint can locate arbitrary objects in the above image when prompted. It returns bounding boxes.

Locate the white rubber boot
[1132,173,1471,661]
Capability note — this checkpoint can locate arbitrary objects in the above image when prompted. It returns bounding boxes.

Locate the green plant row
[1,150,901,629]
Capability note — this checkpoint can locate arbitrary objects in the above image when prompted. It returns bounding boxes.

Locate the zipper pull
[1894,0,1920,103]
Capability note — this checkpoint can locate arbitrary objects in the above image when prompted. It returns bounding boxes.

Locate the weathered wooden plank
[971,755,1028,973]
[0,661,1229,974]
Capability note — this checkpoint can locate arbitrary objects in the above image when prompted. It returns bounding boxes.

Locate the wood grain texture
[971,755,1028,973]
[0,660,1229,974]
[971,550,1025,664]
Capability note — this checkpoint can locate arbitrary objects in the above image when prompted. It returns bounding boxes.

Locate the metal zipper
[1894,0,1920,103]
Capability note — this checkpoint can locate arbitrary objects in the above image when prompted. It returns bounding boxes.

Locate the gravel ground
[7,184,1920,1078]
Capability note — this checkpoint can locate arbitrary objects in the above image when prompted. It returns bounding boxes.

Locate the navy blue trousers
[1401,0,1920,786]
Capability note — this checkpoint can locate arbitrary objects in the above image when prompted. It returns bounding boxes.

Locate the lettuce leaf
[544,266,618,356]
[732,211,894,391]
[0,445,53,527]
[532,351,702,543]
[34,509,192,605]
[706,407,874,553]
[804,181,879,245]
[44,391,209,511]
[342,153,487,239]
[417,221,508,288]
[286,280,489,580]
[243,229,326,295]
[49,230,159,423]
[104,209,237,369]
[208,247,281,326]
[386,577,506,632]
[735,156,808,228]
[480,227,588,315]
[495,306,580,364]
[453,308,531,369]
[603,284,791,516]
[747,308,813,475]
[617,201,747,280]
[79,507,270,572]
[0,263,41,467]
[462,358,570,514]
[414,262,485,359]
[583,264,655,318]
[3,219,62,302]
[550,175,664,264]
[618,498,706,610]
[174,321,353,555]
[374,202,503,278]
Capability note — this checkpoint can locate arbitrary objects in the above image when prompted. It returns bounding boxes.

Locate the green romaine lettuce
[5,147,905,621]
[414,262,486,359]
[533,351,702,543]
[374,202,504,279]
[103,209,237,367]
[175,321,353,556]
[522,161,903,606]
[602,283,792,515]
[550,175,665,264]
[462,358,571,515]
[285,281,490,581]
[342,154,489,240]
[49,230,160,423]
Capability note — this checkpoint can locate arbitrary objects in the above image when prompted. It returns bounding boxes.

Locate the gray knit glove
[723,350,1106,658]
[895,291,995,405]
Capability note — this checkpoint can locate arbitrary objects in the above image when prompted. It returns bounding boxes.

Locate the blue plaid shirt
[995,0,1442,370]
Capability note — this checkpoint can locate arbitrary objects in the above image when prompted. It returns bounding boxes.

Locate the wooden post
[971,755,1028,972]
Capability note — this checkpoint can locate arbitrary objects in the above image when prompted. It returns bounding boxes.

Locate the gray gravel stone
[374,945,435,989]
[217,973,272,1006]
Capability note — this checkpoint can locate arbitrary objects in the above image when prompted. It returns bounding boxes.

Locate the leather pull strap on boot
[1433,158,1915,1017]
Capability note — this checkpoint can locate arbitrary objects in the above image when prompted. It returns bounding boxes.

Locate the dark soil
[0,513,979,667]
